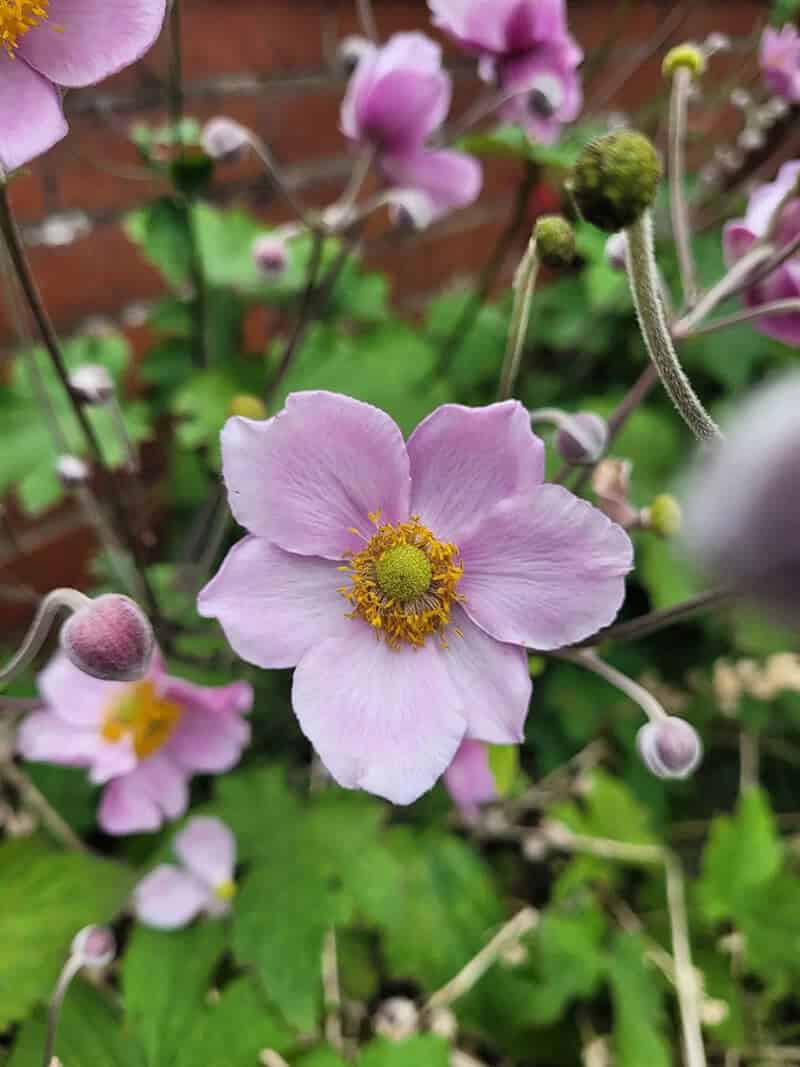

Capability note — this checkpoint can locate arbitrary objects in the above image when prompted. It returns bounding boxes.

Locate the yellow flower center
[339,512,464,649]
[101,681,183,760]
[214,879,237,902]
[0,1,49,55]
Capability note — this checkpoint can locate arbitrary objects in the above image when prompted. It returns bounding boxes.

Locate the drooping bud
[662,43,707,79]
[60,594,155,682]
[69,364,114,406]
[642,494,682,538]
[71,925,116,969]
[200,117,249,162]
[568,130,662,233]
[637,717,703,779]
[228,394,267,420]
[251,233,289,277]
[605,232,627,271]
[56,455,90,490]
[556,412,609,466]
[534,215,576,269]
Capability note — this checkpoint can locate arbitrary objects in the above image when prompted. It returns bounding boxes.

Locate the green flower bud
[568,130,662,233]
[229,394,267,420]
[645,494,682,538]
[534,214,576,269]
[662,44,706,79]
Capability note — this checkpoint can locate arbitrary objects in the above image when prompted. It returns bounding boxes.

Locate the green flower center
[375,544,433,603]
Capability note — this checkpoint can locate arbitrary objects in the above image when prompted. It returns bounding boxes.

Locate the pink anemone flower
[199,392,632,806]
[0,0,167,173]
[760,24,800,104]
[133,816,237,929]
[443,739,498,821]
[17,650,251,835]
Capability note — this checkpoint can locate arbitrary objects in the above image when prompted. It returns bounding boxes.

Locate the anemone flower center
[101,680,183,759]
[339,512,464,649]
[0,1,49,55]
[215,879,237,901]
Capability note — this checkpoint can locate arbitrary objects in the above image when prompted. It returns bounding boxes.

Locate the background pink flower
[443,739,498,821]
[17,650,251,835]
[199,391,632,807]
[0,0,167,172]
[133,816,237,929]
[760,25,800,104]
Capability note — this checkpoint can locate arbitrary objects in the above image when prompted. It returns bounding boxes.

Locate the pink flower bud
[56,455,90,489]
[252,234,289,277]
[69,364,114,405]
[637,717,702,780]
[605,232,627,271]
[201,117,249,161]
[60,594,155,682]
[71,924,116,968]
[556,412,609,466]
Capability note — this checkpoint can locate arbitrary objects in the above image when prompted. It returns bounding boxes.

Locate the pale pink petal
[357,71,450,153]
[443,739,497,821]
[86,737,138,785]
[19,0,167,88]
[173,816,236,889]
[458,485,633,650]
[406,401,545,544]
[292,627,466,805]
[341,43,379,140]
[133,864,209,929]
[722,221,757,267]
[198,536,356,668]
[439,606,531,743]
[16,711,102,767]
[221,392,411,559]
[37,652,126,728]
[163,693,250,775]
[98,752,188,836]
[0,54,67,171]
[380,148,482,221]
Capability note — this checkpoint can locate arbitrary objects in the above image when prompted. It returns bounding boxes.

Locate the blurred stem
[498,237,539,400]
[245,132,317,230]
[42,953,83,1067]
[0,588,88,690]
[167,0,184,130]
[579,588,733,646]
[679,298,800,337]
[0,760,88,854]
[322,929,345,1057]
[673,242,773,336]
[739,731,760,792]
[356,0,378,41]
[625,213,721,443]
[669,67,698,308]
[558,649,668,724]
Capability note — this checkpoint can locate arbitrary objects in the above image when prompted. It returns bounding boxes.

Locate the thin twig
[669,67,698,308]
[0,761,88,853]
[679,298,800,337]
[356,0,378,41]
[665,854,707,1067]
[673,242,773,336]
[498,238,539,400]
[322,929,345,1056]
[578,588,734,647]
[42,955,83,1067]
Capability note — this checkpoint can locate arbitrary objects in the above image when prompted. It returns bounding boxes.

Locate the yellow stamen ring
[0,1,49,56]
[101,680,183,760]
[339,514,464,649]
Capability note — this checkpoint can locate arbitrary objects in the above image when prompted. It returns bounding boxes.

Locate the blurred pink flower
[341,32,481,222]
[133,817,237,929]
[0,0,167,172]
[723,160,800,345]
[18,651,251,835]
[199,391,632,806]
[443,740,497,820]
[760,24,800,103]
[429,0,583,143]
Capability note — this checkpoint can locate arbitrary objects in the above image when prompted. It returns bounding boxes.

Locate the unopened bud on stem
[637,716,702,779]
[60,594,154,682]
[534,215,576,269]
[569,130,661,233]
[556,412,608,466]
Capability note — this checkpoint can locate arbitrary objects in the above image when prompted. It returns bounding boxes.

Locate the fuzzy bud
[60,594,155,682]
[70,364,114,405]
[200,117,249,162]
[643,494,682,538]
[605,232,627,271]
[534,215,576,269]
[569,130,662,233]
[662,43,707,79]
[71,925,116,968]
[56,454,90,490]
[228,394,267,420]
[556,412,609,466]
[252,233,289,277]
[637,717,703,780]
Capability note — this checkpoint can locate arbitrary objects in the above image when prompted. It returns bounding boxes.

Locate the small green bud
[662,43,706,79]
[228,394,267,420]
[169,147,214,198]
[534,214,576,269]
[646,494,682,538]
[568,130,662,233]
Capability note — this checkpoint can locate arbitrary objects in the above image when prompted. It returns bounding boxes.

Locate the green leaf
[123,922,228,1067]
[172,359,264,451]
[8,980,144,1067]
[359,1036,449,1066]
[697,787,783,922]
[527,906,607,1024]
[488,744,519,797]
[126,197,193,285]
[212,766,303,863]
[608,932,670,1067]
[0,838,134,1028]
[551,770,657,845]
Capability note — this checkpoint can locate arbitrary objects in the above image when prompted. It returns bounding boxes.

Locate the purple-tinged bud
[60,594,155,682]
[556,413,609,466]
[71,924,116,968]
[252,234,289,277]
[200,117,249,162]
[69,364,114,405]
[637,717,703,779]
[605,232,627,271]
[56,455,90,490]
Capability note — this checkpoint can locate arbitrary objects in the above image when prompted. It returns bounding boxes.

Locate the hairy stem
[669,67,698,307]
[498,238,539,400]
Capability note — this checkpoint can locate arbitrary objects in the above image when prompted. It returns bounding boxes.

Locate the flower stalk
[498,237,540,400]
[668,65,698,307]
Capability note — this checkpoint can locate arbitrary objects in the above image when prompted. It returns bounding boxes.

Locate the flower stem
[673,242,773,337]
[579,587,733,646]
[356,0,378,41]
[42,954,84,1067]
[558,649,668,723]
[0,588,89,691]
[0,761,88,854]
[625,212,721,442]
[678,298,800,337]
[669,67,698,308]
[498,237,539,401]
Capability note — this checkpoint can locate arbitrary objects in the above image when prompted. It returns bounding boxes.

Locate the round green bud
[228,394,267,420]
[646,494,682,538]
[568,130,662,233]
[534,215,576,269]
[662,44,706,79]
